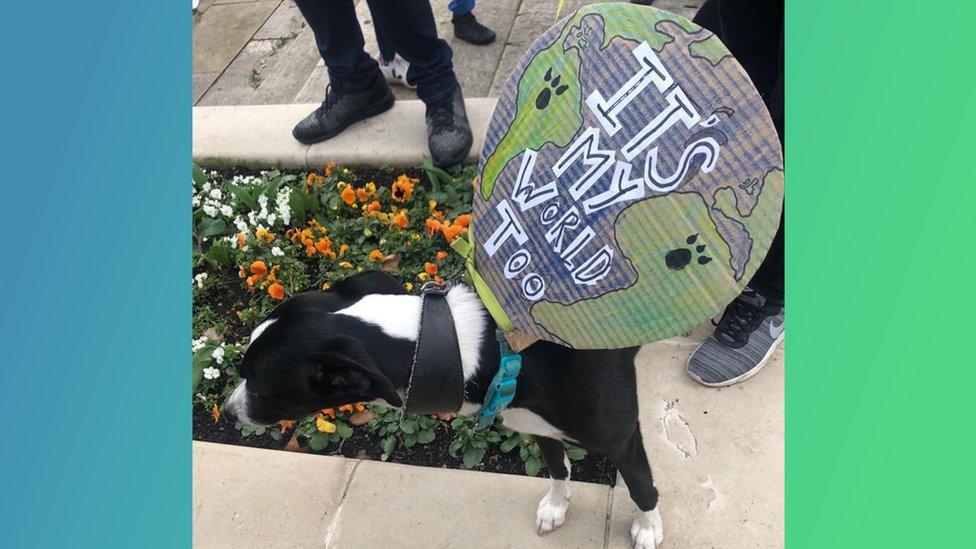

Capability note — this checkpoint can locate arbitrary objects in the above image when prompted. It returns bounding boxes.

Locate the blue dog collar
[474,330,522,430]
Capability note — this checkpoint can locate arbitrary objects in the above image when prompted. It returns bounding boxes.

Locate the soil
[192,407,617,485]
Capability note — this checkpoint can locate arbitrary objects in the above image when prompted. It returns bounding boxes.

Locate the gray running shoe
[292,73,394,145]
[687,287,784,387]
[426,85,472,168]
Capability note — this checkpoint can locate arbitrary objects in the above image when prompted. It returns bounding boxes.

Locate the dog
[223,271,664,548]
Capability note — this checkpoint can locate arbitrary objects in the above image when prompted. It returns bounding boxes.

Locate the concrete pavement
[192,0,706,105]
[193,324,783,548]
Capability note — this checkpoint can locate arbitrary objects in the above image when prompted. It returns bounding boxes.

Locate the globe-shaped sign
[470,3,784,349]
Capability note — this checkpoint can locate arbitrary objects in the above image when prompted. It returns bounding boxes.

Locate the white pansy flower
[194,272,208,288]
[192,196,201,207]
[203,367,221,380]
[219,204,233,217]
[203,204,217,217]
[202,182,212,192]
[266,214,277,226]
[234,216,248,232]
[271,246,284,257]
[209,188,223,200]
[192,336,208,353]
[211,346,225,365]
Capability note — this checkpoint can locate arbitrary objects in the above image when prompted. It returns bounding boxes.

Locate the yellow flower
[315,416,337,433]
[339,261,353,269]
[404,282,414,292]
[338,244,349,257]
[418,272,429,282]
[321,282,331,291]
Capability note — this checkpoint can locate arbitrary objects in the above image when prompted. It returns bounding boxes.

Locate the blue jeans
[376,0,476,65]
[449,0,476,16]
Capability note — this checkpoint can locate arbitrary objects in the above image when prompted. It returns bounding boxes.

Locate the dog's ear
[313,335,402,406]
[331,271,407,296]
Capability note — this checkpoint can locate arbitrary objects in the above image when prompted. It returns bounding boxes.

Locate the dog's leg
[535,436,571,535]
[612,428,663,549]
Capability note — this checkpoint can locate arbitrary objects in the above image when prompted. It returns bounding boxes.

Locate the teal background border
[788,1,975,546]
[0,2,189,547]
[0,1,973,546]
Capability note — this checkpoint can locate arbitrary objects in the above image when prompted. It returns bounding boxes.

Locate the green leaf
[382,436,397,459]
[403,433,418,448]
[485,431,501,443]
[192,164,207,185]
[499,437,518,453]
[253,425,266,436]
[462,447,486,468]
[416,429,436,444]
[203,242,234,268]
[269,429,282,441]
[309,431,331,451]
[226,183,259,211]
[336,421,353,438]
[399,419,418,434]
[564,445,587,460]
[524,456,543,477]
[289,191,308,225]
[198,218,230,239]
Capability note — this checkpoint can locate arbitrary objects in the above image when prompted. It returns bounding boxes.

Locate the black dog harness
[403,283,465,415]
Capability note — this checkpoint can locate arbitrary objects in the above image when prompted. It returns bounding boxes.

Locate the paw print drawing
[665,234,712,270]
[535,67,569,110]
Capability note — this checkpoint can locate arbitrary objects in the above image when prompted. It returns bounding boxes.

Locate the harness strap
[474,330,523,430]
[403,284,465,416]
[450,231,513,333]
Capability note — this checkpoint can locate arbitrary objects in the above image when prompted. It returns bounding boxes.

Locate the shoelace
[318,84,340,113]
[714,295,767,345]
[429,98,455,130]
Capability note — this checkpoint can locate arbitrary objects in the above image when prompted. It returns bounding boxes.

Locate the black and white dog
[223,271,664,548]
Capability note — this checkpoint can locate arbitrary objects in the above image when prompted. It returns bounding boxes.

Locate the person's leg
[687,0,785,386]
[293,0,378,94]
[450,0,496,45]
[369,7,415,90]
[290,0,394,144]
[367,0,472,167]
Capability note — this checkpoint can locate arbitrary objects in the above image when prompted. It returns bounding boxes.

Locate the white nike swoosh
[769,321,785,338]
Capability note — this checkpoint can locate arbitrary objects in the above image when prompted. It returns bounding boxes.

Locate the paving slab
[193,98,496,169]
[607,328,785,548]
[253,0,307,40]
[325,459,611,549]
[198,22,321,106]
[193,441,358,548]
[193,1,280,74]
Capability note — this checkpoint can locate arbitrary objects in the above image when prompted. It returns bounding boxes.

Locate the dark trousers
[293,0,458,104]
[694,0,785,301]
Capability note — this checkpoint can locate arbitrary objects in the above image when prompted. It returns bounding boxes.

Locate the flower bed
[192,162,616,484]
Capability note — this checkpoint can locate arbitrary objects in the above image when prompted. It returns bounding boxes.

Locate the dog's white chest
[499,408,567,441]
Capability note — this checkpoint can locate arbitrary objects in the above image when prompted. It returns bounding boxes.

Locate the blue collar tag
[474,331,523,430]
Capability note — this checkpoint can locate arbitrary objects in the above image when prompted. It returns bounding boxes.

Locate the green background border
[788,0,975,546]
[0,1,973,546]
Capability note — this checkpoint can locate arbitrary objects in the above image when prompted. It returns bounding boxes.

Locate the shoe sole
[432,129,474,169]
[685,332,785,388]
[293,90,396,145]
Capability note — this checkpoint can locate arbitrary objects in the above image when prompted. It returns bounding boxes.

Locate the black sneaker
[686,287,785,387]
[426,85,473,168]
[452,13,496,45]
[292,73,394,145]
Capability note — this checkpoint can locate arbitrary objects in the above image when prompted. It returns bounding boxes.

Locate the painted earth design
[472,4,784,348]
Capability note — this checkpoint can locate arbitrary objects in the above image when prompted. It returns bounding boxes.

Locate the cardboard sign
[470,3,784,349]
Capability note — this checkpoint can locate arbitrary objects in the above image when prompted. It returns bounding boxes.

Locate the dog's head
[222,272,406,427]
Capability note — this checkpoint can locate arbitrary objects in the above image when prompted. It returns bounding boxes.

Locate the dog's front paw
[630,507,664,548]
[536,482,571,535]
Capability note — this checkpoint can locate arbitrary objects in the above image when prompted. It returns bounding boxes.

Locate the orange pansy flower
[268,282,285,300]
[249,260,268,277]
[394,212,409,229]
[424,262,439,276]
[454,214,472,228]
[340,186,357,205]
[368,249,385,262]
[435,250,448,261]
[391,174,416,202]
